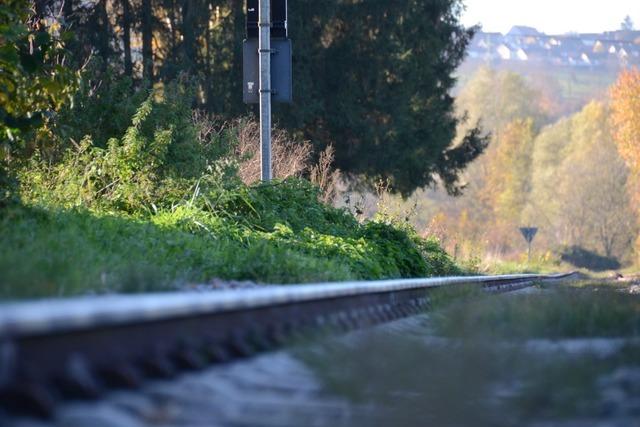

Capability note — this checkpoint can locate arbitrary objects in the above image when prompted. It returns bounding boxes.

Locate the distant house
[466,28,640,68]
[496,44,512,60]
[581,39,596,48]
[593,41,605,53]
[507,26,541,37]
[605,30,640,42]
[516,48,529,61]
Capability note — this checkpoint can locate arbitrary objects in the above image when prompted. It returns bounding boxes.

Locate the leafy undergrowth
[0,180,460,300]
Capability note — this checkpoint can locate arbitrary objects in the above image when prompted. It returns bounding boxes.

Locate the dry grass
[193,113,342,203]
[310,145,341,204]
[232,119,312,184]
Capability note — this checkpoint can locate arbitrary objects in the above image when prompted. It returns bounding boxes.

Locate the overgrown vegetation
[0,2,467,300]
[0,77,460,299]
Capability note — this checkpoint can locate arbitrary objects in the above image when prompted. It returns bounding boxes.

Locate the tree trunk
[230,0,245,114]
[204,1,211,109]
[63,0,74,22]
[122,0,132,76]
[142,0,154,81]
[95,0,111,65]
[34,0,47,18]
[181,0,196,73]
[169,0,177,52]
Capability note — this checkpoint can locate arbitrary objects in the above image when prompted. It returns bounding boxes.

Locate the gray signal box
[243,39,292,104]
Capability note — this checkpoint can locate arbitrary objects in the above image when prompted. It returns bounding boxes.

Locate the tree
[141,0,154,81]
[524,117,571,246]
[121,0,133,76]
[610,68,640,259]
[180,0,196,73]
[611,69,640,180]
[0,0,77,148]
[455,66,547,134]
[484,119,535,228]
[527,101,635,260]
[436,67,547,252]
[564,102,633,258]
[277,0,488,196]
[621,15,634,31]
[9,0,485,197]
[0,0,78,206]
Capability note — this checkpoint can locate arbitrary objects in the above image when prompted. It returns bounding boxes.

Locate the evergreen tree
[279,0,487,196]
[621,15,634,31]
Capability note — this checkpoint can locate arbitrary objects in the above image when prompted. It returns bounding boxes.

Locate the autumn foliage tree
[534,102,634,259]
[610,69,640,184]
[610,68,640,258]
[413,67,638,264]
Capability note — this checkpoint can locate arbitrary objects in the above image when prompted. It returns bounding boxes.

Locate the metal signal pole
[259,0,272,181]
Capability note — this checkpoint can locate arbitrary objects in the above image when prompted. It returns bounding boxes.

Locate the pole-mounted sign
[519,227,538,262]
[243,0,293,182]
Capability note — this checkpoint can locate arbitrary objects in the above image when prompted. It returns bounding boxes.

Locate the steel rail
[0,272,576,418]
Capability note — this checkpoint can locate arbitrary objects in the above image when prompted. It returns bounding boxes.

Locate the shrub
[52,64,149,154]
[20,81,239,212]
[560,246,621,271]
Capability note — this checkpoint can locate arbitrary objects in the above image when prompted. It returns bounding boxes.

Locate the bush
[560,246,621,271]
[0,161,20,209]
[52,64,149,154]
[20,80,239,212]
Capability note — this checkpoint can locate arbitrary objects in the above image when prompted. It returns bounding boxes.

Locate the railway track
[0,272,576,419]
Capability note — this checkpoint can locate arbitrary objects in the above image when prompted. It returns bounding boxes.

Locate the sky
[461,0,640,35]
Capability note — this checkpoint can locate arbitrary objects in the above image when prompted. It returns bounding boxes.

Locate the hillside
[457,27,640,116]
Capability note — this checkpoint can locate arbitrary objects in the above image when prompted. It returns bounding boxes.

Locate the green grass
[0,180,460,300]
[301,283,640,426]
[302,333,640,426]
[431,284,640,339]
[480,257,565,275]
[0,205,348,299]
